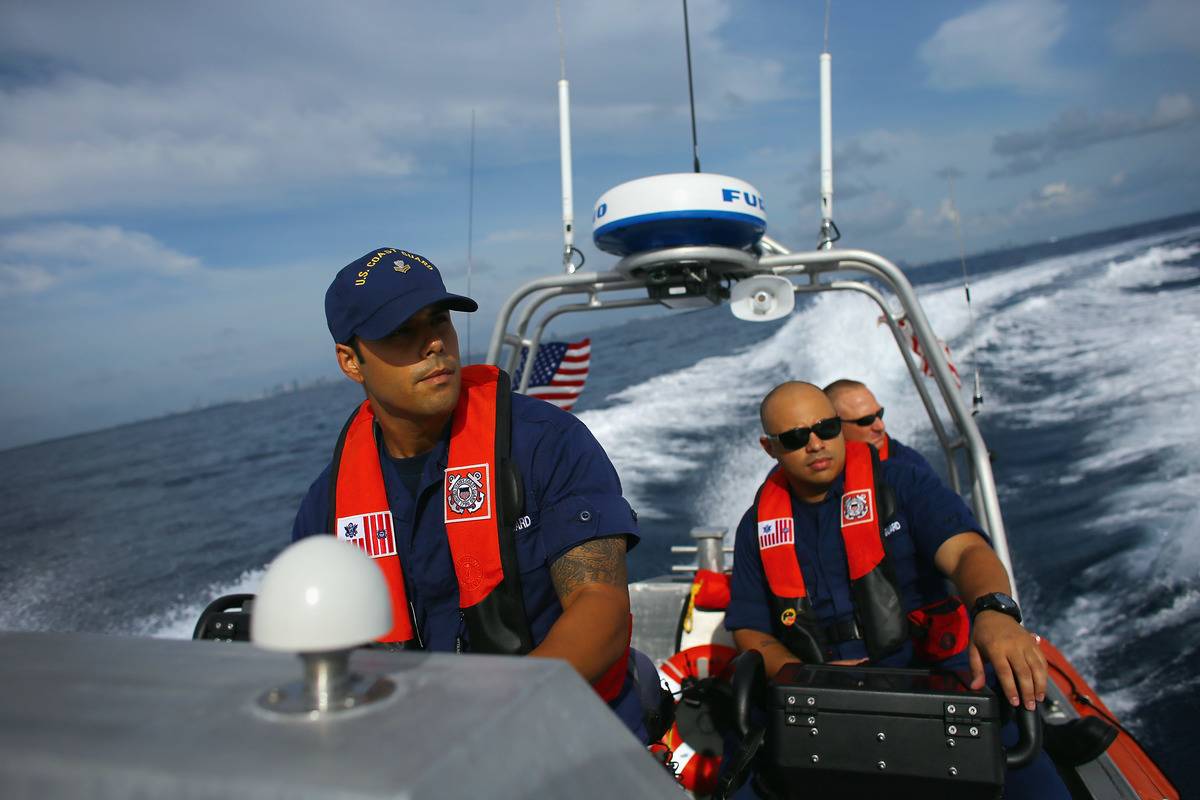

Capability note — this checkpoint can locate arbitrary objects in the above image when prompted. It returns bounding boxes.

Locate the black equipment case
[763,664,1011,800]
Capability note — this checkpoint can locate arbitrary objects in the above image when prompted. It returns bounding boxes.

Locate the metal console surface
[0,631,678,800]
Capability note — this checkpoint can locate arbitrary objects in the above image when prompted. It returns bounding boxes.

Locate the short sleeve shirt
[292,392,640,653]
[887,435,937,474]
[725,459,985,665]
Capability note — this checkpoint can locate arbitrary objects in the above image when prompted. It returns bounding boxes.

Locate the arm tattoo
[549,536,628,600]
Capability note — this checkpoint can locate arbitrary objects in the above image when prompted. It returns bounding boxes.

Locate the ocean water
[1,212,1197,792]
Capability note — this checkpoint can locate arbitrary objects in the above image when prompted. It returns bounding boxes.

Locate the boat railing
[484,242,1018,601]
[668,527,733,574]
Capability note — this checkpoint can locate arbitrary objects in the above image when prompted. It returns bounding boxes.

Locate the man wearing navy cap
[293,247,646,738]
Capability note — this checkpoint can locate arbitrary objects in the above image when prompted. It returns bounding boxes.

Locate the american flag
[337,511,396,559]
[758,518,794,550]
[514,338,591,411]
[893,317,962,389]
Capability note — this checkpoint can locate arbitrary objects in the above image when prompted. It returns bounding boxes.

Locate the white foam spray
[137,569,264,639]
[583,224,1200,730]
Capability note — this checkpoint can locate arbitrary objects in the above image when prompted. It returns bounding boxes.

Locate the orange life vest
[875,434,973,662]
[329,365,531,649]
[329,365,628,699]
[754,440,908,662]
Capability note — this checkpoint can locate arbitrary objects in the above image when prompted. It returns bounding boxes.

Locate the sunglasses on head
[842,407,885,427]
[767,416,842,451]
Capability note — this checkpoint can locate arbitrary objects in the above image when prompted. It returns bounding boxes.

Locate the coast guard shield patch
[444,463,492,523]
[841,489,875,527]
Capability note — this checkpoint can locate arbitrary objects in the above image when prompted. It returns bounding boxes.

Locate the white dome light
[251,536,391,653]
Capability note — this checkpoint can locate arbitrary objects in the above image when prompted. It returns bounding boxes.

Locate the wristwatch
[972,592,1022,624]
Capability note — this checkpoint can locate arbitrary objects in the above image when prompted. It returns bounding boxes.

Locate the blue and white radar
[592,173,767,257]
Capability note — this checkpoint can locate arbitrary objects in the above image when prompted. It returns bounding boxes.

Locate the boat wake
[137,569,265,639]
[0,216,1194,787]
[579,223,1200,779]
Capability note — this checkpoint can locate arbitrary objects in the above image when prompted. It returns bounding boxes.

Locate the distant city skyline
[1,0,1198,448]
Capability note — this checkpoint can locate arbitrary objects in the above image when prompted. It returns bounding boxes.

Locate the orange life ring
[657,643,738,795]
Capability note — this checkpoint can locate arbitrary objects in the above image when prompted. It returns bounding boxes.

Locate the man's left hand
[967,611,1047,710]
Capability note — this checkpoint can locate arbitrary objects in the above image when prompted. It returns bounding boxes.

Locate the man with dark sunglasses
[289,247,647,740]
[824,378,934,473]
[721,381,1065,799]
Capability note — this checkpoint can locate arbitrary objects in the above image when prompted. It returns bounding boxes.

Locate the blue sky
[1,0,1197,449]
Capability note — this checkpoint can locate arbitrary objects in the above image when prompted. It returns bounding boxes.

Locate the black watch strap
[971,592,1022,624]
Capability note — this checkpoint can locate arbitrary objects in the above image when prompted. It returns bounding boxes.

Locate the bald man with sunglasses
[726,382,1047,707]
[720,382,1065,799]
[824,378,935,473]
[721,384,1066,800]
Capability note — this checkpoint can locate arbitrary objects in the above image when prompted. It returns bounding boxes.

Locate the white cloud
[1111,0,1200,56]
[808,130,904,174]
[1150,94,1196,127]
[895,177,1100,249]
[919,0,1074,93]
[0,264,58,297]
[0,0,791,219]
[0,1,1194,447]
[0,74,416,218]
[989,93,1198,177]
[934,198,960,226]
[0,247,337,448]
[1003,178,1099,219]
[1039,182,1069,200]
[1014,180,1095,216]
[870,197,959,244]
[0,223,201,297]
[841,190,912,236]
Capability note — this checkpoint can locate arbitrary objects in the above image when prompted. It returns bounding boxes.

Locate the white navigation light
[730,275,795,322]
[593,173,766,257]
[252,536,391,652]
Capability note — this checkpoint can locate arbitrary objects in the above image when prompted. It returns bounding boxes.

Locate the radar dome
[592,173,766,257]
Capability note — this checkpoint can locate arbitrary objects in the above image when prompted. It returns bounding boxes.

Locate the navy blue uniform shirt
[292,392,644,729]
[725,458,984,666]
[293,392,640,647]
[887,435,937,474]
[721,459,1070,800]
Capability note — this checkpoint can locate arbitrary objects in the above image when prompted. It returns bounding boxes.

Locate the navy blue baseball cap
[325,247,477,343]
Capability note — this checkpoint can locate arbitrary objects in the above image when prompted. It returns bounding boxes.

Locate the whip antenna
[556,0,581,273]
[946,171,984,412]
[817,0,839,249]
[466,109,476,360]
[682,0,701,173]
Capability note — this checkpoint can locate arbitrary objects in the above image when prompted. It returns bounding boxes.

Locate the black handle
[716,651,769,800]
[1005,705,1043,769]
[192,593,255,641]
[731,649,766,738]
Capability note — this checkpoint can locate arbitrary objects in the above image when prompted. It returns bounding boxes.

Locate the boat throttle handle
[1005,705,1044,769]
[732,649,766,738]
